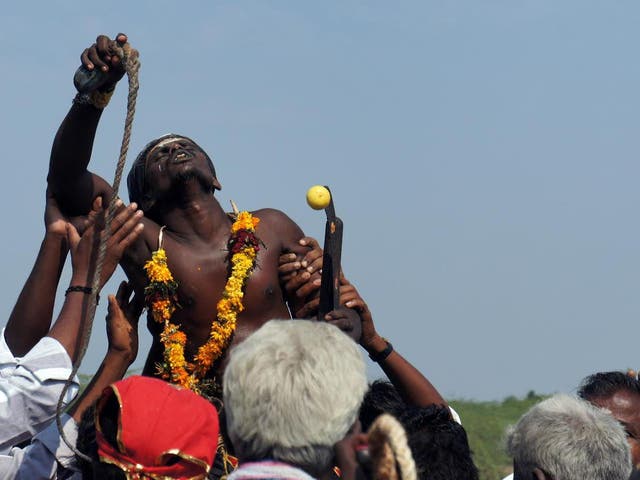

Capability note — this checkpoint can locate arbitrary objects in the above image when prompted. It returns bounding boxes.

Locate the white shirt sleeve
[0,414,80,480]
[449,405,462,425]
[0,329,79,454]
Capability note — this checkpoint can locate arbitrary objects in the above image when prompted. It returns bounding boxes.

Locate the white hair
[506,394,632,480]
[223,319,368,473]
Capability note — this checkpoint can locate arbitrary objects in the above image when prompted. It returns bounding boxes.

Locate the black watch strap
[369,340,393,363]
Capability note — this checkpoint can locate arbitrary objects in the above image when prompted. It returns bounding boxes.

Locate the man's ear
[532,467,551,480]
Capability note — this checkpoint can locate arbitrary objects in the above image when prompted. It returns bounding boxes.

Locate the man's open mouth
[172,151,192,164]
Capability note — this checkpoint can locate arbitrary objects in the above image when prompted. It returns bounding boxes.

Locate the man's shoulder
[250,208,297,226]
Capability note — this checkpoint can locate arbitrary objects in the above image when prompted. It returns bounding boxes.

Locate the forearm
[365,334,448,408]
[48,102,104,213]
[4,233,68,356]
[45,269,95,363]
[69,349,133,422]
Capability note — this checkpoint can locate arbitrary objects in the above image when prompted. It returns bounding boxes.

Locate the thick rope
[56,43,140,461]
[367,414,417,480]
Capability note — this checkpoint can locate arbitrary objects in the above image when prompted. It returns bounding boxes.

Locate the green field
[450,391,547,480]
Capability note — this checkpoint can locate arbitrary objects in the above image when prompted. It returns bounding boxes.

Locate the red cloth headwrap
[95,376,219,479]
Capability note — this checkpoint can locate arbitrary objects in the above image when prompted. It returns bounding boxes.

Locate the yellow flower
[146,212,260,394]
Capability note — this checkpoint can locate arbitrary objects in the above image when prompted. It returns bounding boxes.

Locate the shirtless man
[47,33,323,391]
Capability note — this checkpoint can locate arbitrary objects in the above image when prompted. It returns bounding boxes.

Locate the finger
[299,237,320,249]
[325,310,348,321]
[87,43,109,72]
[284,271,311,292]
[278,252,299,265]
[92,196,103,212]
[95,35,113,68]
[295,275,321,298]
[278,260,301,275]
[106,294,119,317]
[80,47,94,70]
[110,208,143,244]
[65,223,82,251]
[296,297,320,318]
[303,254,323,274]
[116,222,144,252]
[116,33,127,45]
[326,318,354,333]
[344,298,366,312]
[107,203,139,240]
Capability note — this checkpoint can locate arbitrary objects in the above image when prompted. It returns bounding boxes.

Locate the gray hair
[506,394,632,480]
[223,320,368,474]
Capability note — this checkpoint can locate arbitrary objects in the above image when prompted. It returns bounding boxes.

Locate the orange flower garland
[144,211,262,393]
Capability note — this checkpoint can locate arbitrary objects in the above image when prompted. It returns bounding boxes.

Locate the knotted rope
[56,41,140,461]
[367,414,417,480]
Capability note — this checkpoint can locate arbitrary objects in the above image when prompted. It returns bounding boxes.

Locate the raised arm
[47,201,143,363]
[47,34,128,215]
[337,278,448,408]
[4,193,70,356]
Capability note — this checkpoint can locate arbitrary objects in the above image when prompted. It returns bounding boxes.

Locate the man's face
[143,137,216,195]
[590,390,640,469]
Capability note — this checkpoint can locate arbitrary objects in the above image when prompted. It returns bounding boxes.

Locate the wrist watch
[368,339,393,363]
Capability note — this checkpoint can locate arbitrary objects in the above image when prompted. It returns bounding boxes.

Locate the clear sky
[1,1,639,400]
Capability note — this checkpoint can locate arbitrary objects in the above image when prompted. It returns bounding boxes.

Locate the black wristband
[368,340,393,363]
[65,285,99,304]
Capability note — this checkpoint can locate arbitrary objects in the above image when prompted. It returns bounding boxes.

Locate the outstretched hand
[106,281,143,363]
[79,33,128,91]
[67,200,144,288]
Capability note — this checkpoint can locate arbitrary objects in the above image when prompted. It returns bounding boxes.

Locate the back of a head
[360,381,478,480]
[223,319,368,474]
[506,394,632,480]
[578,371,640,401]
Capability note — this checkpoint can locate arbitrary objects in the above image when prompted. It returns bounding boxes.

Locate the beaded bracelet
[65,285,99,304]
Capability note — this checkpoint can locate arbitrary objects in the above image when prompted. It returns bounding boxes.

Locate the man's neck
[154,185,230,242]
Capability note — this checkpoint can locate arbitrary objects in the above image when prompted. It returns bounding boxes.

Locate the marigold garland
[144,211,262,393]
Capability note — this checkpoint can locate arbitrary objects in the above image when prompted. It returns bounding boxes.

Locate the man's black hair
[76,400,126,480]
[359,380,479,480]
[578,371,640,401]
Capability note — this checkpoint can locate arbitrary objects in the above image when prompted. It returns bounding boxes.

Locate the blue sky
[1,1,640,400]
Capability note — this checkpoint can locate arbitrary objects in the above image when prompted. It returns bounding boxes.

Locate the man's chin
[174,170,215,193]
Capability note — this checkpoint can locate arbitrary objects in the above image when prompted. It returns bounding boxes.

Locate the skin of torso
[136,208,296,379]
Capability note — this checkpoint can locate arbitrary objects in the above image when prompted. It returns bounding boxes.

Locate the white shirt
[0,414,80,479]
[0,329,79,454]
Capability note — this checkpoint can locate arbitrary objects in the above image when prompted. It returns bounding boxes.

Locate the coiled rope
[56,41,140,461]
[367,414,417,480]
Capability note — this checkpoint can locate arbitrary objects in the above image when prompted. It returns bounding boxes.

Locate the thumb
[65,223,81,250]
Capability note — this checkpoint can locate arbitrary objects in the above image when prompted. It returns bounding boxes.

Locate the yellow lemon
[306,185,331,210]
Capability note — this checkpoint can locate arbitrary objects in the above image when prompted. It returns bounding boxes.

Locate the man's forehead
[595,390,640,422]
[146,135,193,159]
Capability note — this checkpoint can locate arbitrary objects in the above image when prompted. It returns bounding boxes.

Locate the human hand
[106,281,143,363]
[324,307,362,343]
[67,201,144,288]
[337,277,379,351]
[45,192,105,238]
[78,33,128,91]
[279,237,323,291]
[334,422,369,480]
